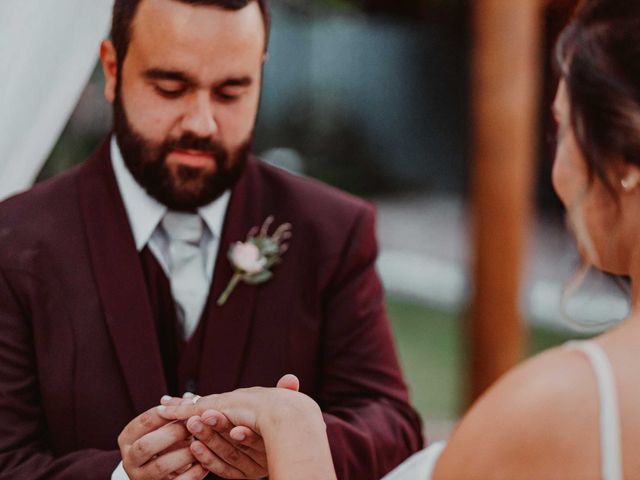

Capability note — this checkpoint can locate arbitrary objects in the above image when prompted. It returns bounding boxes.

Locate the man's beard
[112,91,251,212]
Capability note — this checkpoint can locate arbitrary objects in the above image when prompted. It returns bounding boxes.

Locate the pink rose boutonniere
[217,216,292,306]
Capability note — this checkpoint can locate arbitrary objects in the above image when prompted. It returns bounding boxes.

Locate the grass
[386,296,590,422]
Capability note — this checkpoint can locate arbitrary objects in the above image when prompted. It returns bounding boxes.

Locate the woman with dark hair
[158,1,640,478]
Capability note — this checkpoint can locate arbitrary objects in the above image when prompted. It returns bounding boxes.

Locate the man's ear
[99,40,118,104]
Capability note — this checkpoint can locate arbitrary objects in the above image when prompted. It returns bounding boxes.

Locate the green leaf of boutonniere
[244,270,273,285]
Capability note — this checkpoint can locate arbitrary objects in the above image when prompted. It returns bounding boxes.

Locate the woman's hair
[556,0,640,196]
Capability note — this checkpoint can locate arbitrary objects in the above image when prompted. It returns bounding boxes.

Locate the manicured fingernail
[231,431,246,442]
[189,419,204,433]
[192,443,204,454]
[157,405,167,413]
[161,395,172,404]
[203,416,217,427]
[183,392,195,399]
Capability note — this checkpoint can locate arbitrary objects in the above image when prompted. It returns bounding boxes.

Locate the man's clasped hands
[118,374,304,480]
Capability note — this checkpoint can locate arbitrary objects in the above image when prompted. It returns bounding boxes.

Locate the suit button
[185,379,197,394]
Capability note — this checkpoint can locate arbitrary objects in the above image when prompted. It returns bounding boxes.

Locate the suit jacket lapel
[198,156,263,394]
[78,139,167,412]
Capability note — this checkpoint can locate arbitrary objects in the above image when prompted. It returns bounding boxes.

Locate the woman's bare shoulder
[433,345,600,480]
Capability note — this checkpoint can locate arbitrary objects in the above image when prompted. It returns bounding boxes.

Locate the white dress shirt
[110,137,230,281]
[109,137,231,480]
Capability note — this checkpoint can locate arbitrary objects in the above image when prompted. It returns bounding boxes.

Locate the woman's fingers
[173,462,209,480]
[190,438,263,479]
[229,425,265,454]
[186,414,267,477]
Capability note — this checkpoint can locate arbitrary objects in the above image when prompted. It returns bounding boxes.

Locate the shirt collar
[198,190,231,240]
[110,136,231,251]
[111,137,166,251]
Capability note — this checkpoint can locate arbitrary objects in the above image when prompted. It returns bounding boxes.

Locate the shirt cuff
[112,460,130,480]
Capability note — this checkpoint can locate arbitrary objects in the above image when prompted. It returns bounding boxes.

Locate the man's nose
[182,91,218,138]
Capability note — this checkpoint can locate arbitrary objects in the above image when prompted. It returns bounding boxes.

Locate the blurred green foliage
[387,297,590,421]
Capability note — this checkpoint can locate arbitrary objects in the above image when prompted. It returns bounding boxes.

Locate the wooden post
[468,0,542,402]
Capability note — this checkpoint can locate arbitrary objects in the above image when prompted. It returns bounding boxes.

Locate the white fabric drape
[0,0,113,201]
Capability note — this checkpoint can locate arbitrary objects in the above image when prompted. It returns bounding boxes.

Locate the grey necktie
[161,211,209,340]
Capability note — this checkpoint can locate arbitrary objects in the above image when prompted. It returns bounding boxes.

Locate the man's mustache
[165,134,225,156]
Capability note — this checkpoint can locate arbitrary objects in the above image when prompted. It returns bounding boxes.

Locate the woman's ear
[620,165,640,192]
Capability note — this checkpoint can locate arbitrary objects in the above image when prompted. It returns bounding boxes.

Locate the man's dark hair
[556,0,640,198]
[111,0,270,68]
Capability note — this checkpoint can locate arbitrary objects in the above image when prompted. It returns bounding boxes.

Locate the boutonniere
[217,216,292,306]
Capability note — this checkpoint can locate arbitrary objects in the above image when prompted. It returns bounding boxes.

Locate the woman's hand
[157,375,336,480]
[157,374,305,435]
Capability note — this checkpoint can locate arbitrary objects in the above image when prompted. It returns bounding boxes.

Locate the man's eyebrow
[143,68,196,84]
[217,77,253,88]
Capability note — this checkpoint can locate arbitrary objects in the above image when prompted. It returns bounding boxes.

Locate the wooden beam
[468,0,542,401]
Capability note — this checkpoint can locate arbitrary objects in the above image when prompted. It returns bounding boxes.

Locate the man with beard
[0,0,423,479]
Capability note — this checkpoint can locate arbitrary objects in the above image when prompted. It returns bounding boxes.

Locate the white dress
[381,442,445,480]
[382,340,623,480]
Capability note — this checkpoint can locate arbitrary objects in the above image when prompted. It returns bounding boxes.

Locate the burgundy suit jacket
[0,139,423,479]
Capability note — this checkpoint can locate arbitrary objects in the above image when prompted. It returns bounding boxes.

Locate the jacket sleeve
[319,205,424,479]
[0,267,122,479]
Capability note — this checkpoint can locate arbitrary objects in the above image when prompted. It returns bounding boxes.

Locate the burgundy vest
[139,247,209,396]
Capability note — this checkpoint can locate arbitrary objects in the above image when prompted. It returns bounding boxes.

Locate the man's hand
[118,405,208,479]
[185,410,267,479]
[159,375,301,479]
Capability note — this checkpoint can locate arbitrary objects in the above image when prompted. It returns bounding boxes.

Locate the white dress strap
[565,341,622,480]
[381,441,446,480]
